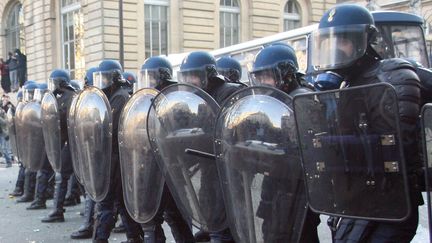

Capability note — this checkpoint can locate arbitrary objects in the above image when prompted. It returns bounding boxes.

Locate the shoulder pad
[379,58,416,72]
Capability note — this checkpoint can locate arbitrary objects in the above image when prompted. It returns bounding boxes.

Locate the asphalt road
[0,163,430,243]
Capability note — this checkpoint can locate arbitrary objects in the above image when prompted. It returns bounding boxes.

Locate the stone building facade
[0,0,336,83]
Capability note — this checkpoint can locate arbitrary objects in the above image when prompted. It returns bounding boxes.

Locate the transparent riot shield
[421,103,432,242]
[15,102,26,165]
[68,92,83,183]
[6,108,19,162]
[119,88,165,223]
[147,83,226,231]
[20,101,46,172]
[73,87,112,202]
[41,92,62,172]
[293,82,410,221]
[215,86,307,243]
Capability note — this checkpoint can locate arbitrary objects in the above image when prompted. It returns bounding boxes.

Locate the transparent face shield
[177,69,207,89]
[311,24,368,71]
[136,69,159,92]
[249,68,280,88]
[23,89,35,102]
[93,71,114,89]
[34,89,46,102]
[47,78,58,92]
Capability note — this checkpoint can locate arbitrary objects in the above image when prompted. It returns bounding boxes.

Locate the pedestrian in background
[0,58,11,93]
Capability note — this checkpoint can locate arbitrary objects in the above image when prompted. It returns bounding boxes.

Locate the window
[145,0,169,58]
[220,0,240,48]
[5,3,24,53]
[61,0,85,80]
[283,0,301,31]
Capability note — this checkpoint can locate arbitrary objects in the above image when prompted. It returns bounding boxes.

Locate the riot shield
[68,92,83,183]
[215,86,307,243]
[119,88,164,223]
[19,101,46,171]
[73,87,112,202]
[14,102,26,164]
[293,82,410,221]
[6,108,19,162]
[41,92,62,172]
[147,83,226,231]
[421,104,432,241]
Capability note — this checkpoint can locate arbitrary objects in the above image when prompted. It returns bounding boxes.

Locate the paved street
[0,163,430,243]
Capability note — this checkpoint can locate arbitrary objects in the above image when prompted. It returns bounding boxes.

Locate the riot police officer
[41,69,77,221]
[24,82,56,210]
[134,56,195,243]
[9,90,25,197]
[92,60,143,243]
[70,67,98,240]
[311,4,422,242]
[249,44,321,242]
[123,71,136,95]
[216,57,242,84]
[178,51,242,243]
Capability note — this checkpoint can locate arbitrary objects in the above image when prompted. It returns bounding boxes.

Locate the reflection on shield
[20,101,46,172]
[6,108,19,162]
[294,82,410,221]
[119,88,165,223]
[68,93,84,183]
[41,92,62,173]
[15,102,26,165]
[215,86,307,243]
[147,83,226,231]
[73,87,112,202]
[421,104,432,241]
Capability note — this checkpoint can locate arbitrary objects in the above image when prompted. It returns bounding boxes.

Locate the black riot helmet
[250,45,299,89]
[216,56,242,83]
[178,51,218,90]
[48,69,72,92]
[137,56,174,91]
[93,60,125,89]
[311,4,379,73]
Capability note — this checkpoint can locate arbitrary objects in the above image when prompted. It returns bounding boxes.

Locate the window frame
[220,0,241,48]
[144,0,169,58]
[60,1,83,79]
[283,0,301,31]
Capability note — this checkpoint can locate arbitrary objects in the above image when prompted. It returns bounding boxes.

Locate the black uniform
[334,58,422,242]
[93,84,143,241]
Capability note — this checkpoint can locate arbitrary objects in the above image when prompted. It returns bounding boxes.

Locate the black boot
[65,174,81,206]
[70,196,95,239]
[9,187,23,197]
[113,222,126,233]
[9,165,25,197]
[16,171,36,203]
[41,208,65,222]
[41,173,68,223]
[121,237,143,243]
[26,198,46,210]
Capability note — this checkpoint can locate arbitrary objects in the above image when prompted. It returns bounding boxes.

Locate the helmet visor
[23,89,34,102]
[47,78,58,92]
[34,89,45,102]
[177,69,208,89]
[249,67,280,88]
[311,24,368,70]
[137,69,159,92]
[93,71,114,89]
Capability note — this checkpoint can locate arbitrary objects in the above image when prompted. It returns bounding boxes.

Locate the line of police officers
[6,4,432,243]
